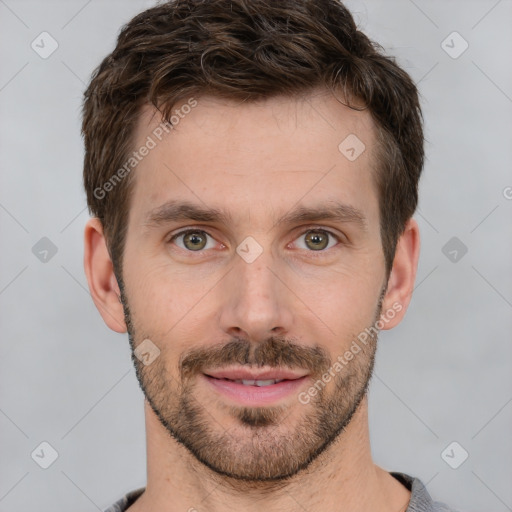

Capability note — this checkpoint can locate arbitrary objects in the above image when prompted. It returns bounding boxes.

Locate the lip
[201,371,309,406]
[203,368,309,381]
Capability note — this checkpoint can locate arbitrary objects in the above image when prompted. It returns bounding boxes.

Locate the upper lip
[203,368,309,381]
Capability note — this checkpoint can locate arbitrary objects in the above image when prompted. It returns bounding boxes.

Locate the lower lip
[202,374,309,406]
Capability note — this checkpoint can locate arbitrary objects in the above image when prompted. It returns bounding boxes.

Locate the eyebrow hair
[143,199,368,233]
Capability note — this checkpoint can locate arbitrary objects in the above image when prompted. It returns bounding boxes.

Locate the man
[82,0,459,510]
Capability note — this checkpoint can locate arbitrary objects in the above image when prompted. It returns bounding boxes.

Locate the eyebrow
[143,199,368,233]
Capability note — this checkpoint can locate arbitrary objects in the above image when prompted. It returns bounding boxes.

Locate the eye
[293,229,340,252]
[168,227,342,254]
[169,229,217,251]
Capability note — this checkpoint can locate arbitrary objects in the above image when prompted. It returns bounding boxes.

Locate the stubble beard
[119,278,382,485]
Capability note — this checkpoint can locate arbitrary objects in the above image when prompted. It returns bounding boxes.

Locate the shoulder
[103,487,145,512]
[390,472,462,512]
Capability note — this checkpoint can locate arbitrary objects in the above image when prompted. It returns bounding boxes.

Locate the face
[118,90,388,481]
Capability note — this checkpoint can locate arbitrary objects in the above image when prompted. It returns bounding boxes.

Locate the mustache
[179,335,332,380]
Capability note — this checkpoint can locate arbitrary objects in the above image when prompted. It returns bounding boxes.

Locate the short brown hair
[82,0,424,281]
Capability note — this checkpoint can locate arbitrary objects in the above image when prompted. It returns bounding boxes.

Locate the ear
[379,218,420,330]
[83,218,127,333]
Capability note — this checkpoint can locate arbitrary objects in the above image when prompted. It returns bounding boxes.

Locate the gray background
[1,0,511,511]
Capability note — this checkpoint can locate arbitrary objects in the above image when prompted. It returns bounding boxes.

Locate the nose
[218,247,294,342]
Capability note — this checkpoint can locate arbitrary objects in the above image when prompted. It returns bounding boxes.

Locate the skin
[84,87,420,512]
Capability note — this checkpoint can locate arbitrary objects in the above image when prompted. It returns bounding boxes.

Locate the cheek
[122,259,173,322]
[302,265,381,338]
[122,258,215,337]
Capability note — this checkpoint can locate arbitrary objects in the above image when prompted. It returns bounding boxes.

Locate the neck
[128,396,411,512]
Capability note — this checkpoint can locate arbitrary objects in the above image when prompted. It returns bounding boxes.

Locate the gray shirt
[103,472,459,511]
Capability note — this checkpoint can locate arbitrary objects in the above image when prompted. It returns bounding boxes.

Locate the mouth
[201,369,309,406]
[210,377,287,386]
[203,368,308,381]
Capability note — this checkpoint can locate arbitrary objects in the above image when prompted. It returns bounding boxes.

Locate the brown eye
[294,229,340,253]
[304,230,330,250]
[171,230,213,251]
[183,231,206,250]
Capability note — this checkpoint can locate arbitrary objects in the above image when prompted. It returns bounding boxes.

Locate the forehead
[128,90,380,231]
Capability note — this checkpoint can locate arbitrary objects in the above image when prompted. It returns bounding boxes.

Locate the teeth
[232,379,284,386]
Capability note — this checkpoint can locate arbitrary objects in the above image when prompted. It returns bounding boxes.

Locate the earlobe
[83,218,127,333]
[380,218,421,330]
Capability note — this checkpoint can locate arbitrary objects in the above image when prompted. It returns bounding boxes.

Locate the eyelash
[167,227,343,255]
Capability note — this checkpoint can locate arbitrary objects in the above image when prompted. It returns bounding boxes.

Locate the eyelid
[293,225,344,240]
